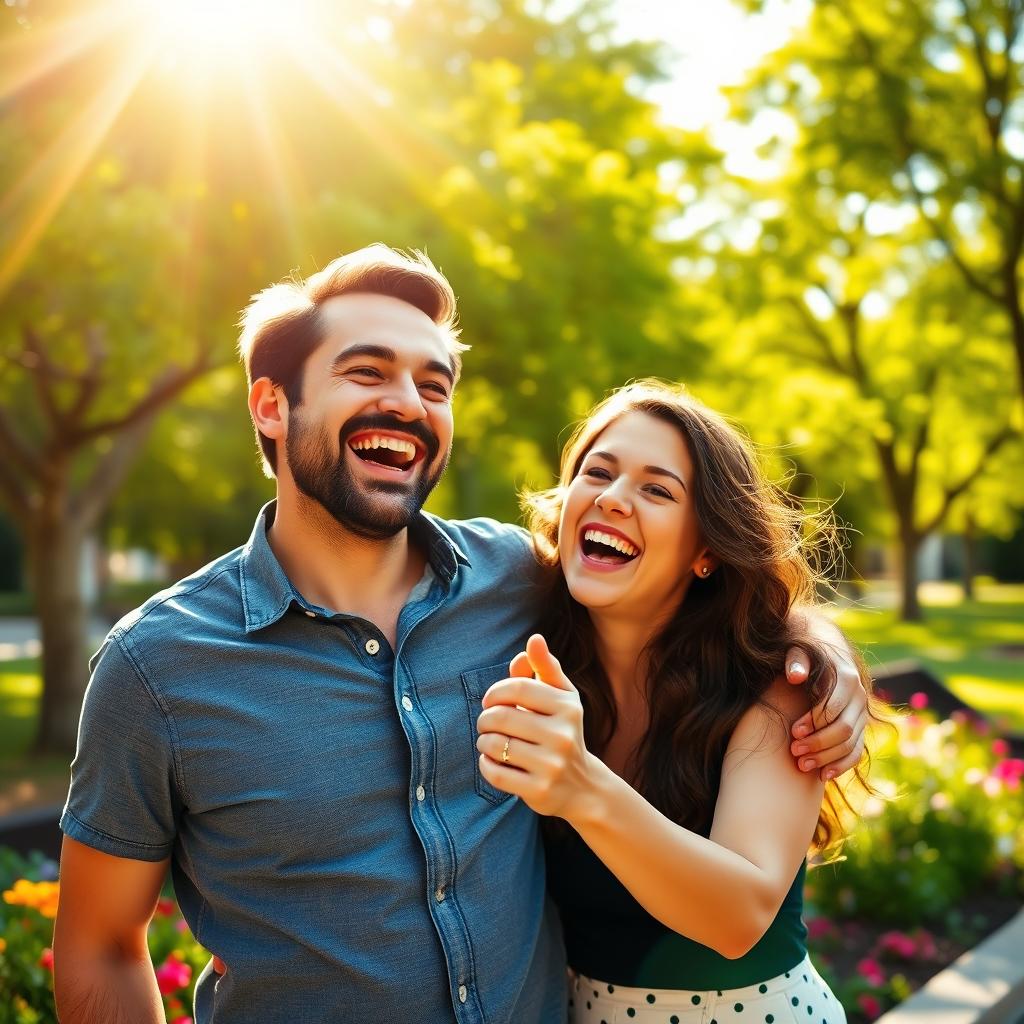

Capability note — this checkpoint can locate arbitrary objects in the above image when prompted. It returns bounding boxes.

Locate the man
[54,245,867,1023]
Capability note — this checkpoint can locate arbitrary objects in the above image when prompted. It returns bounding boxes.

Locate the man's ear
[249,377,287,446]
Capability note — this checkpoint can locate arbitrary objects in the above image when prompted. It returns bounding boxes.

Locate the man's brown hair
[238,244,465,475]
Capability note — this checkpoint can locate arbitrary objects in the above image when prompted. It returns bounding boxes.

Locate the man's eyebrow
[331,344,456,386]
[589,450,687,491]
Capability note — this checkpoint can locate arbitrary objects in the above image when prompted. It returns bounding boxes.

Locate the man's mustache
[339,414,440,463]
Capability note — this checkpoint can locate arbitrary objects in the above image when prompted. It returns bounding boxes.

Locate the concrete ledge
[0,803,63,860]
[875,908,1024,1024]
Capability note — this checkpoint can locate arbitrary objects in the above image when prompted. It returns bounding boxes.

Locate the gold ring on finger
[501,737,511,764]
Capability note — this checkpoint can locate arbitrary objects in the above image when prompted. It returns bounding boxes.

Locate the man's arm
[785,609,869,781]
[53,836,169,1024]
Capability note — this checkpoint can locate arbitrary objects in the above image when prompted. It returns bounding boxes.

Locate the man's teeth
[350,436,417,458]
[584,529,639,558]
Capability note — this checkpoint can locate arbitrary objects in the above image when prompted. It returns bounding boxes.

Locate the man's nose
[377,375,428,420]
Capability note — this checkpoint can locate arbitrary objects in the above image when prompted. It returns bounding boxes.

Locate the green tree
[706,164,1021,619]
[738,0,1024,400]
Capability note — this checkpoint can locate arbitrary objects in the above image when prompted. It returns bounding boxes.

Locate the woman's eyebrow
[588,450,686,491]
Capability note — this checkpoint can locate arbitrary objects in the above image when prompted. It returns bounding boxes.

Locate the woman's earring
[700,565,710,577]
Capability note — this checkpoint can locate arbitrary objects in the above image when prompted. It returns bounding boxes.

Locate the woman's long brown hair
[523,380,879,852]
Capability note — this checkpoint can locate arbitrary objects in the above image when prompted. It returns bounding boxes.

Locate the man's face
[283,293,456,540]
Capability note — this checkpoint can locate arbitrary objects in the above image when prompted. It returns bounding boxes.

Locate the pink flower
[914,930,938,960]
[857,956,886,986]
[806,916,835,941]
[155,954,192,995]
[877,930,917,959]
[950,709,969,725]
[39,947,54,971]
[992,738,1010,756]
[176,919,191,933]
[993,758,1024,782]
[857,993,883,1020]
[170,1017,193,1024]
[909,692,929,710]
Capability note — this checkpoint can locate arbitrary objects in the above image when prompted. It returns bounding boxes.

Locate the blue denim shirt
[61,503,566,1023]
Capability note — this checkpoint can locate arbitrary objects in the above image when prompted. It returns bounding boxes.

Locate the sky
[611,0,810,130]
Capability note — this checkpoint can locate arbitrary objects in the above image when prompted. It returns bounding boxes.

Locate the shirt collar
[239,501,470,633]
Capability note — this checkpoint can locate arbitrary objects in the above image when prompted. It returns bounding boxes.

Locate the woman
[476,381,875,1024]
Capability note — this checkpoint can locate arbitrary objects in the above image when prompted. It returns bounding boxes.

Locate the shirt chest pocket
[461,662,515,806]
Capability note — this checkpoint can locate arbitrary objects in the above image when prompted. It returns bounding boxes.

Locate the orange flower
[3,878,60,919]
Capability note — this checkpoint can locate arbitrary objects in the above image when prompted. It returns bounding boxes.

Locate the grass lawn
[835,582,1024,732]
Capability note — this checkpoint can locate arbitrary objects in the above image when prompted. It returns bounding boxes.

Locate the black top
[546,826,808,990]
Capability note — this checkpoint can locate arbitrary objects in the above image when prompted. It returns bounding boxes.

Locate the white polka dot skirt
[568,954,846,1024]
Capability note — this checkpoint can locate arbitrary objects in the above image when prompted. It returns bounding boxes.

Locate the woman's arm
[477,636,824,958]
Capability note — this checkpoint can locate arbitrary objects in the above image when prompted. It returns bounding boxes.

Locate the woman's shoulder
[728,676,813,758]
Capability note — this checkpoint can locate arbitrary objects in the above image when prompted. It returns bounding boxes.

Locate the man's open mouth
[579,526,641,565]
[347,432,425,473]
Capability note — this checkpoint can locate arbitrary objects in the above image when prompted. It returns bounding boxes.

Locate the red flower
[155,898,177,917]
[857,993,882,1020]
[39,947,54,971]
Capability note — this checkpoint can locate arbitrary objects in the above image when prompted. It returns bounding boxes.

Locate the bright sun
[134,0,316,72]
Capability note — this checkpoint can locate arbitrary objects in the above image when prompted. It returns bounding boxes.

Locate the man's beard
[286,411,448,540]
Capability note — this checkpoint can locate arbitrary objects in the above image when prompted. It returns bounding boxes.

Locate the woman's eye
[583,467,611,481]
[349,367,383,380]
[645,485,673,500]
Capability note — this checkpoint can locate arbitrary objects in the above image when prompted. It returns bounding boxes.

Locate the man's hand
[784,635,868,782]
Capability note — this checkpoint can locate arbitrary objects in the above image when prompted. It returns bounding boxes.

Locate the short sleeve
[60,631,181,862]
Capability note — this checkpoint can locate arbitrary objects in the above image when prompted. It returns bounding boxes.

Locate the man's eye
[420,381,450,398]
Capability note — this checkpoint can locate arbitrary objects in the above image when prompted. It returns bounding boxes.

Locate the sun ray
[0,37,156,299]
[237,59,309,262]
[280,26,461,195]
[0,3,124,103]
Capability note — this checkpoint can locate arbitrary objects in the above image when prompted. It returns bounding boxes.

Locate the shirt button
[401,695,413,712]
[415,785,425,802]
[458,985,467,1004]
[364,638,380,655]
[304,610,316,618]
[435,886,446,902]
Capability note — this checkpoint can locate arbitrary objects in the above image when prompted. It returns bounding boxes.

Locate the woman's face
[558,411,708,619]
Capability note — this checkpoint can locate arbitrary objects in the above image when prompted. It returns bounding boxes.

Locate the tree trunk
[28,511,91,755]
[898,529,923,622]
[962,517,976,601]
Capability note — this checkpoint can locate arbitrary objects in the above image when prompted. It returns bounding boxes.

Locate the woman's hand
[476,634,603,820]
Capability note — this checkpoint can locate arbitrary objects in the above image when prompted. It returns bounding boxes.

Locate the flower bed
[1,698,1021,1022]
[0,848,207,1024]
[805,698,1024,1021]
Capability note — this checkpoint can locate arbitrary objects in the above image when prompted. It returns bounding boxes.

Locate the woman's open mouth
[579,525,641,569]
